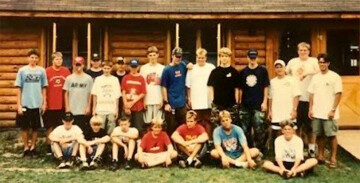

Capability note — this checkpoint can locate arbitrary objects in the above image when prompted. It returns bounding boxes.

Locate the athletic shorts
[16,107,43,130]
[43,109,64,129]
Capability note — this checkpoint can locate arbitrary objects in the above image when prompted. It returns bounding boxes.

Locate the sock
[187,157,193,165]
[308,144,315,152]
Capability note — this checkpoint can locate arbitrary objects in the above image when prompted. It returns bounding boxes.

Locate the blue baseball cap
[129,58,139,68]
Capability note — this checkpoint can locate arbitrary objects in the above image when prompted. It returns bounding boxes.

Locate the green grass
[0,130,359,183]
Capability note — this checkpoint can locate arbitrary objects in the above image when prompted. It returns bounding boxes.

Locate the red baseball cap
[74,56,85,65]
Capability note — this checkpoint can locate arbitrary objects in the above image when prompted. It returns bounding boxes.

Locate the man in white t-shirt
[140,46,165,125]
[110,117,139,171]
[186,48,215,139]
[268,60,301,136]
[286,42,320,158]
[49,112,83,169]
[308,53,342,168]
[92,61,121,134]
[263,120,317,179]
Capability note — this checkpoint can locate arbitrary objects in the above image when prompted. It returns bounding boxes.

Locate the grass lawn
[0,130,359,183]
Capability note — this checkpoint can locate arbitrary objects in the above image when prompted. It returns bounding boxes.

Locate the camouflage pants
[238,107,268,153]
[210,103,240,127]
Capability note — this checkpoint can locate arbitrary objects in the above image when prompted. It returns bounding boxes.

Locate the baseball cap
[274,59,286,67]
[62,112,74,122]
[172,47,183,57]
[247,49,258,59]
[129,58,139,68]
[117,57,124,64]
[74,56,85,65]
[92,53,101,61]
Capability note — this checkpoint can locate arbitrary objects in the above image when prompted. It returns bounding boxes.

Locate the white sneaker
[80,161,89,171]
[65,161,73,168]
[58,162,67,169]
[235,161,248,168]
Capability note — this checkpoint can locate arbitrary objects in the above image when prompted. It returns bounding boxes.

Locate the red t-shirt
[140,131,171,153]
[176,124,206,141]
[121,74,146,111]
[46,66,71,110]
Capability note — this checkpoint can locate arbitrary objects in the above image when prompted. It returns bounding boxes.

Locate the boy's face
[297,46,310,59]
[219,54,230,66]
[196,55,207,66]
[130,66,139,73]
[91,60,101,68]
[74,63,84,73]
[28,54,39,66]
[148,52,159,63]
[171,55,181,65]
[275,64,285,76]
[91,123,101,133]
[220,117,232,130]
[103,65,112,75]
[318,58,329,72]
[52,56,63,67]
[247,56,258,65]
[186,118,197,129]
[282,125,295,140]
[63,121,73,130]
[117,63,126,72]
[119,120,130,132]
[151,124,162,135]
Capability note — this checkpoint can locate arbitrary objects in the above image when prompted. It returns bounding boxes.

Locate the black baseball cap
[117,57,124,64]
[172,47,183,57]
[92,53,101,61]
[62,112,74,122]
[247,49,258,59]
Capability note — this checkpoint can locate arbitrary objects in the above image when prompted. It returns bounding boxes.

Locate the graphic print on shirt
[175,70,182,78]
[246,74,257,87]
[146,72,161,85]
[70,82,88,88]
[222,137,238,152]
[283,146,296,160]
[25,74,41,83]
[150,142,160,151]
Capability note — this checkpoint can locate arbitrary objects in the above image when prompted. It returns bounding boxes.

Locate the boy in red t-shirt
[121,58,147,135]
[172,111,209,168]
[135,118,177,168]
[44,52,71,155]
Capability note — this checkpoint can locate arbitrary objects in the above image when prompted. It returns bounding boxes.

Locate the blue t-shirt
[15,65,48,109]
[239,66,270,110]
[161,62,187,108]
[213,125,247,159]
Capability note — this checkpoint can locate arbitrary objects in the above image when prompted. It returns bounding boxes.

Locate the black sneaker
[46,145,53,156]
[29,149,39,158]
[110,159,119,171]
[23,149,30,158]
[193,158,202,168]
[124,160,132,170]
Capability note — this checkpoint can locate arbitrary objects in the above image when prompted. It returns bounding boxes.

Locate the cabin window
[279,30,311,63]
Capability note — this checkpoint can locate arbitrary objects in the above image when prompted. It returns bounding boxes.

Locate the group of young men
[15,41,342,178]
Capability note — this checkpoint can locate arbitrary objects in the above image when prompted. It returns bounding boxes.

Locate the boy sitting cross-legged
[49,112,83,169]
[110,117,139,171]
[78,115,110,170]
[262,119,318,178]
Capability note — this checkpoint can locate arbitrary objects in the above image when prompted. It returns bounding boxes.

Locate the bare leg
[295,158,318,173]
[21,130,29,150]
[330,136,337,163]
[30,131,38,150]
[317,136,326,161]
[79,144,87,161]
[71,142,79,156]
[52,143,63,158]
[262,160,281,174]
[127,139,136,160]
[94,143,105,159]
[112,143,119,161]
[210,149,237,167]
[238,148,260,162]
[46,127,53,145]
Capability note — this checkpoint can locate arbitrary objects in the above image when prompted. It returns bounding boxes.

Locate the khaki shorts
[312,118,338,137]
[142,152,168,167]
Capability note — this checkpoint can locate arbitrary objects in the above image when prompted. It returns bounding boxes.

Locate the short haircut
[151,117,164,127]
[118,117,130,124]
[147,46,159,54]
[317,53,330,63]
[196,48,207,57]
[51,52,63,61]
[280,119,296,129]
[219,110,231,121]
[219,47,232,56]
[27,49,40,57]
[101,61,113,67]
[186,110,197,121]
[297,42,310,50]
[90,115,103,125]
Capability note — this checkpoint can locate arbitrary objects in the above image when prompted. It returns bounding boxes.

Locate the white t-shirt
[111,126,139,142]
[275,135,303,162]
[269,76,301,123]
[186,63,215,110]
[91,75,121,114]
[286,57,319,101]
[140,63,165,105]
[308,71,342,120]
[50,125,83,141]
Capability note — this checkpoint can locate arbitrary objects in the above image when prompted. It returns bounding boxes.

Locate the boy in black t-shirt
[78,115,110,170]
[85,53,103,80]
[239,49,270,153]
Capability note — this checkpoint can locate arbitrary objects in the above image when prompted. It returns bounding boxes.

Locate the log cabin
[0,0,359,128]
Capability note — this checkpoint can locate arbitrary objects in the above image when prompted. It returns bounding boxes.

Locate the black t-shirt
[84,128,108,141]
[239,65,270,110]
[207,66,240,108]
[111,71,128,86]
[85,69,103,80]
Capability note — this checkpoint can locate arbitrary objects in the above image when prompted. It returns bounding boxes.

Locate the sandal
[329,161,337,168]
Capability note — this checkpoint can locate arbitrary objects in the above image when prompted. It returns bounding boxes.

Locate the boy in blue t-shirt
[15,49,48,157]
[211,110,260,169]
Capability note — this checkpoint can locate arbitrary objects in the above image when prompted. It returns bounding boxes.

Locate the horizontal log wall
[109,29,168,66]
[0,29,42,127]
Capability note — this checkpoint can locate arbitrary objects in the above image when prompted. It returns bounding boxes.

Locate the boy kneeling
[210,110,259,169]
[49,112,83,169]
[78,115,110,170]
[135,118,177,168]
[110,117,139,170]
[262,120,318,178]
[171,110,208,168]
